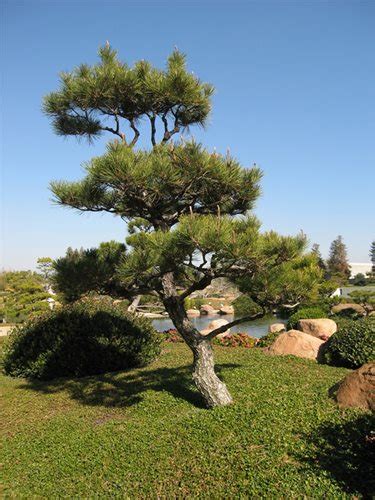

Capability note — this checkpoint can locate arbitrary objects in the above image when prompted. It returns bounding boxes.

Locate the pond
[152,314,286,338]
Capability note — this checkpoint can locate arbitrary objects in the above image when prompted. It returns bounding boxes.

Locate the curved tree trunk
[191,339,233,408]
[161,272,233,408]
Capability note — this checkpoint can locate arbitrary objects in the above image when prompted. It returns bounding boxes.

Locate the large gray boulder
[266,330,325,360]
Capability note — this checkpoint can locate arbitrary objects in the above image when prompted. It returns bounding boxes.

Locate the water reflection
[152,314,286,338]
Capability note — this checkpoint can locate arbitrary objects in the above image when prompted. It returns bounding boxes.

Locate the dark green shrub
[256,330,284,348]
[351,273,367,286]
[321,318,375,369]
[287,307,328,330]
[232,295,261,317]
[2,297,161,380]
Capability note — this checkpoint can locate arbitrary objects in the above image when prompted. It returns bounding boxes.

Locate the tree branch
[205,310,266,340]
[149,114,157,146]
[102,125,125,140]
[161,107,181,143]
[129,119,140,146]
[179,273,213,300]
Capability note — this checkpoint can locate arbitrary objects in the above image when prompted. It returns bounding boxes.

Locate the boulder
[266,330,325,360]
[218,305,234,315]
[200,304,216,315]
[331,303,366,316]
[186,309,200,317]
[334,363,375,411]
[201,319,230,338]
[296,318,337,340]
[268,323,286,334]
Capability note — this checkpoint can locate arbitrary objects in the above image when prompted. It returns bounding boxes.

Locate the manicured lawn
[1,339,373,498]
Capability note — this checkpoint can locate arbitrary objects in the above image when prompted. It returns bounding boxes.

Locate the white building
[349,262,372,278]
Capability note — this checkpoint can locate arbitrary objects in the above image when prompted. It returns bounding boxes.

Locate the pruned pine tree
[43,43,213,146]
[45,46,322,407]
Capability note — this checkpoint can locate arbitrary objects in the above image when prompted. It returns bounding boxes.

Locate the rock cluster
[265,318,338,361]
[200,304,218,315]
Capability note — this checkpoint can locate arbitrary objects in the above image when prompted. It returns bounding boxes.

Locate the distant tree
[311,243,326,271]
[2,271,51,323]
[370,241,375,273]
[45,45,323,408]
[52,241,126,303]
[327,236,350,283]
[36,257,54,289]
[352,273,367,286]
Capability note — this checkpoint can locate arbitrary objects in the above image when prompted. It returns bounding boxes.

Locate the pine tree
[370,241,375,273]
[44,45,322,407]
[311,243,326,271]
[52,241,126,302]
[327,236,350,282]
[36,257,54,290]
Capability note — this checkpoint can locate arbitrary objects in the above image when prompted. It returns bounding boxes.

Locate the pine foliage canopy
[43,45,213,145]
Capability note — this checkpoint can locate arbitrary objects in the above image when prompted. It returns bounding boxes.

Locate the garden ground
[1,340,373,498]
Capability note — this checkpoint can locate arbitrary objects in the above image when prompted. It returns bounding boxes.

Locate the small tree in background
[311,243,326,272]
[370,241,375,274]
[44,45,322,407]
[327,235,350,284]
[352,273,367,287]
[36,257,54,290]
[1,271,51,323]
[52,241,126,303]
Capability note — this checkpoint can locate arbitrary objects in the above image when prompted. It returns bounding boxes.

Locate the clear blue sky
[1,0,374,270]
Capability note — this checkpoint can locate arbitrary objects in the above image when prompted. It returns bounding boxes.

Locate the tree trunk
[191,339,233,408]
[161,272,233,408]
[127,295,141,313]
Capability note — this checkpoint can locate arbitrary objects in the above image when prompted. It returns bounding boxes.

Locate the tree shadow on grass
[18,363,239,410]
[297,414,375,498]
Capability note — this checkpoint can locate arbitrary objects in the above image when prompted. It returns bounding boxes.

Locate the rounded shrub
[321,318,375,369]
[2,297,161,380]
[287,306,328,330]
[232,295,261,317]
